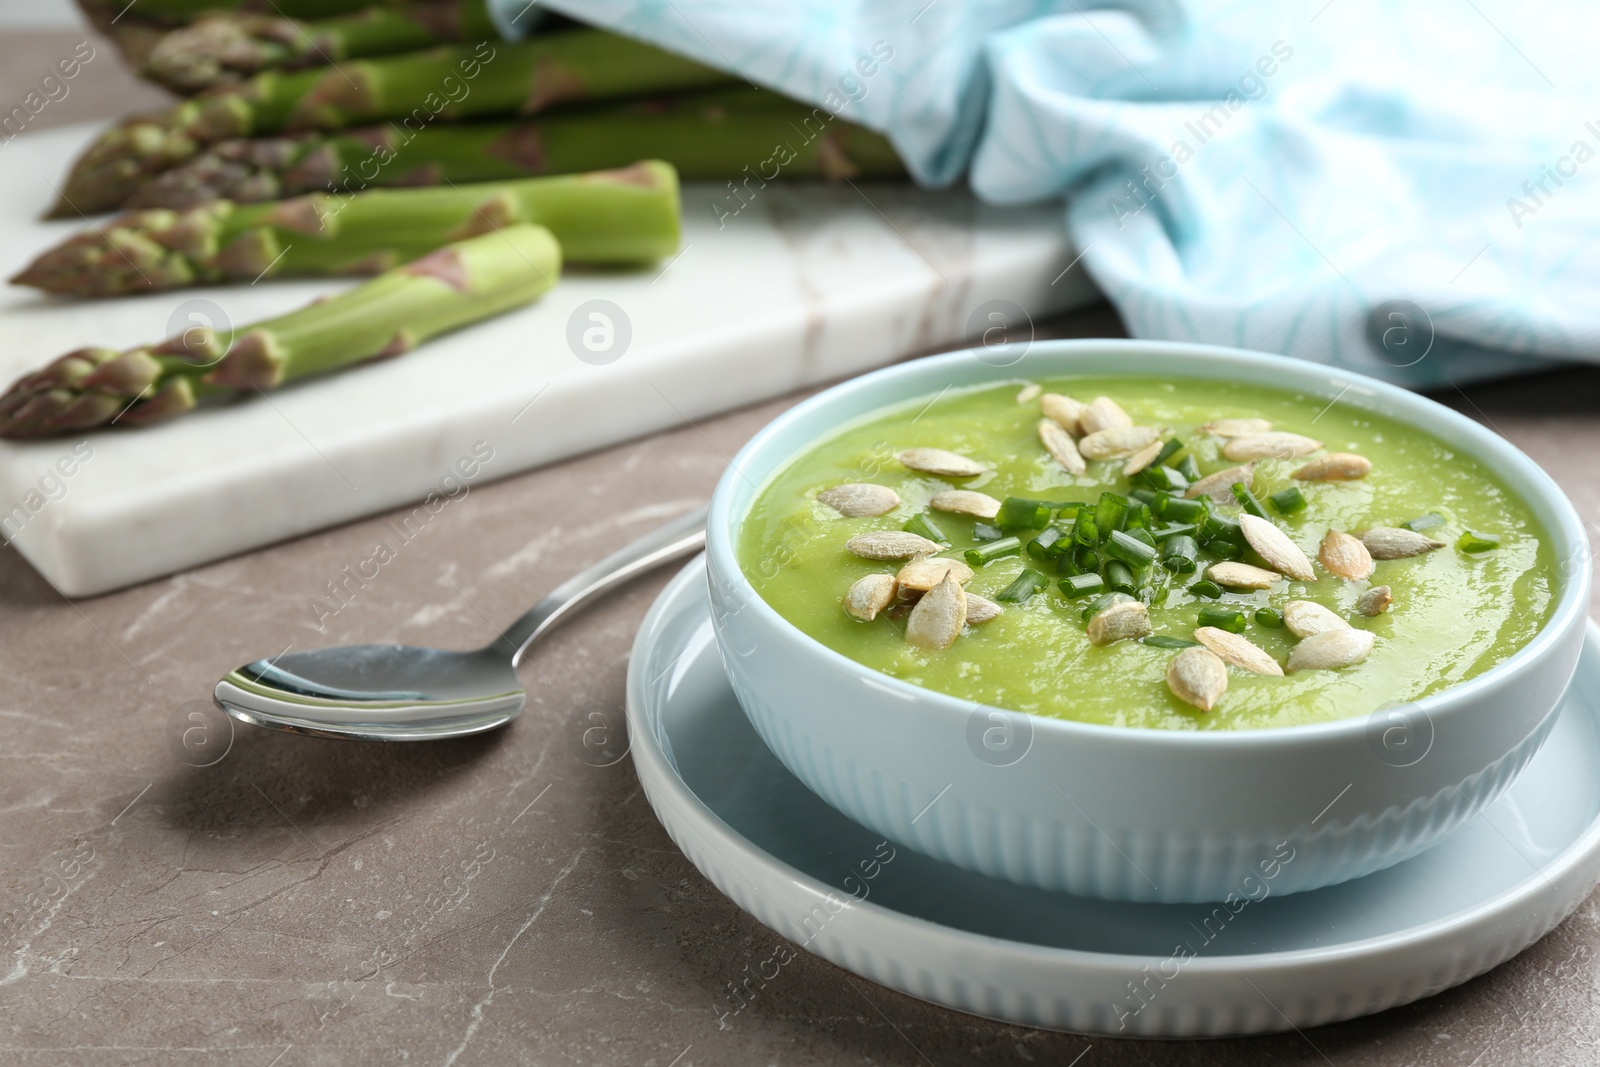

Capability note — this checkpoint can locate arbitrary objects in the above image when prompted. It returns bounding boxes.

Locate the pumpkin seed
[1038,418,1087,475]
[1286,628,1375,671]
[1356,585,1393,616]
[1360,526,1446,560]
[1041,392,1085,433]
[964,593,1003,624]
[1193,626,1284,676]
[1199,417,1272,438]
[846,530,943,560]
[1240,513,1317,581]
[1016,383,1042,404]
[929,489,1002,519]
[1283,600,1350,638]
[1079,396,1133,436]
[1087,600,1152,645]
[1167,646,1228,710]
[1206,561,1281,589]
[895,555,975,592]
[1319,529,1374,580]
[1079,425,1162,460]
[1184,462,1256,503]
[905,571,966,650]
[1222,432,1324,461]
[817,482,900,517]
[1293,453,1372,482]
[1123,438,1166,476]
[843,574,897,621]
[897,447,987,478]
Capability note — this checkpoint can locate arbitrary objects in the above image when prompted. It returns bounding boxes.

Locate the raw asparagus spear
[143,2,505,92]
[55,29,733,216]
[15,161,679,298]
[125,91,905,209]
[0,223,560,438]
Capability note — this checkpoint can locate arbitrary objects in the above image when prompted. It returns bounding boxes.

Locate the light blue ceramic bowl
[706,340,1591,904]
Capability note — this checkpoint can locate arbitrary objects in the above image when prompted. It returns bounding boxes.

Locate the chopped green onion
[1200,512,1244,546]
[1161,534,1200,573]
[1059,572,1105,599]
[1126,526,1158,549]
[964,537,1022,566]
[1137,465,1188,493]
[1072,506,1099,546]
[1106,529,1158,569]
[1128,488,1159,505]
[1095,492,1129,538]
[1152,493,1207,523]
[971,522,1005,542]
[902,512,949,544]
[1104,560,1138,594]
[1209,539,1245,561]
[996,497,1052,533]
[996,569,1051,603]
[1153,522,1199,542]
[1073,543,1100,573]
[1176,454,1202,482]
[1255,607,1285,628]
[1026,523,1073,561]
[1402,513,1446,532]
[1080,591,1134,622]
[1231,482,1268,519]
[1198,604,1248,633]
[1189,579,1223,600]
[1123,502,1154,532]
[1142,635,1200,649]
[1457,530,1501,554]
[1153,438,1185,467]
[1268,487,1307,515]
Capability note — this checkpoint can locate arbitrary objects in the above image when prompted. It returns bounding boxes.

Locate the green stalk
[53,29,734,215]
[142,2,505,92]
[125,90,905,209]
[0,224,559,439]
[14,161,680,298]
[78,0,427,27]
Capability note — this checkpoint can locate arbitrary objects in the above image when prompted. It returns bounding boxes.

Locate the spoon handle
[498,504,709,666]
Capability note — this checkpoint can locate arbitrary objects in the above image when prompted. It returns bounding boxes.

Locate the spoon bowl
[214,505,708,741]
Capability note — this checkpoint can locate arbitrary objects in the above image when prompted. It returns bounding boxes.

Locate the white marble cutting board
[0,123,1099,597]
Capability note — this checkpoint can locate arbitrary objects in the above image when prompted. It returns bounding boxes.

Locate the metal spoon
[213,504,708,741]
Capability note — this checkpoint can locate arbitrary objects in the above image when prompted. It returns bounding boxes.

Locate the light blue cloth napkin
[502,0,1600,385]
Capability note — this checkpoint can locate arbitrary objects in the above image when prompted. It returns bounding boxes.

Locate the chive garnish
[1128,487,1159,505]
[1189,579,1223,599]
[1072,506,1099,546]
[971,522,1005,542]
[1104,560,1138,595]
[1198,604,1249,633]
[1138,465,1188,493]
[1106,529,1158,569]
[1209,540,1245,561]
[1268,487,1307,515]
[1059,572,1105,599]
[1123,502,1154,532]
[1143,635,1200,649]
[1402,513,1446,532]
[1080,591,1134,622]
[1255,607,1285,628]
[1095,491,1129,538]
[996,497,1052,533]
[1176,454,1202,482]
[1152,493,1207,523]
[1231,482,1268,519]
[996,569,1050,603]
[1152,522,1199,542]
[1153,438,1185,468]
[1026,523,1073,561]
[1457,530,1501,553]
[964,536,1022,566]
[1200,512,1244,546]
[1160,534,1200,573]
[902,512,949,544]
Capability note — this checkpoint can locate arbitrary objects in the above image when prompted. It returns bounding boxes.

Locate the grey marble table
[3,25,1599,1067]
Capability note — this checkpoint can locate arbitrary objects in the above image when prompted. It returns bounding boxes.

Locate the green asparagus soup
[737,377,1557,731]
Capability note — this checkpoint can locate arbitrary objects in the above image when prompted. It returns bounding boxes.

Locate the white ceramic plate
[626,557,1600,1038]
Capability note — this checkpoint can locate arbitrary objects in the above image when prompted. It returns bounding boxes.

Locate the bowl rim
[707,339,1592,748]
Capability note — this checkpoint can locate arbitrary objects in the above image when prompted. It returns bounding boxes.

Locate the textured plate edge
[625,557,1600,1037]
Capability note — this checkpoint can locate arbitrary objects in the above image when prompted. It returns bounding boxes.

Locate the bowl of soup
[704,340,1590,903]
